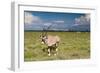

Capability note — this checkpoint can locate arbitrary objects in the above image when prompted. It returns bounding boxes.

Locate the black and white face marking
[40,34,47,44]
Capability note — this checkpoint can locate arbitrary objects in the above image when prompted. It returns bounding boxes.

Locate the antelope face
[40,34,47,44]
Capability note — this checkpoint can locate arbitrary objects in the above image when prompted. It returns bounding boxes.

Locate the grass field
[24,31,90,61]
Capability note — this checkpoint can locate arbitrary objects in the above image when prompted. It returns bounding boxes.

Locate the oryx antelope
[40,32,60,56]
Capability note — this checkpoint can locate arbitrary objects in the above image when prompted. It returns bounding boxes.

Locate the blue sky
[24,11,90,31]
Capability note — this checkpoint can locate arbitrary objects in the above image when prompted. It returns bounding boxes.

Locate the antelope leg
[54,48,58,56]
[48,48,51,56]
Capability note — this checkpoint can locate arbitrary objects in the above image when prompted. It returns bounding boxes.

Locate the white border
[11,2,97,71]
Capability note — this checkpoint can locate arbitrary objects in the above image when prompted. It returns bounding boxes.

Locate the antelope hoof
[54,53,57,56]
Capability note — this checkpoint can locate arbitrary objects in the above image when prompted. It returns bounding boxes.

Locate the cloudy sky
[24,11,90,31]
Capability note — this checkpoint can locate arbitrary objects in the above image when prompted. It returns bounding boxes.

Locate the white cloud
[24,12,65,27]
[85,14,90,22]
[53,20,65,24]
[43,22,53,30]
[44,23,52,26]
[24,12,41,25]
[74,14,90,25]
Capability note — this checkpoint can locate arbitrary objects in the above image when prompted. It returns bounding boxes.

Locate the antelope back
[45,35,60,46]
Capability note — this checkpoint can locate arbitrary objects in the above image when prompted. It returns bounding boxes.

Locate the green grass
[24,31,90,61]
